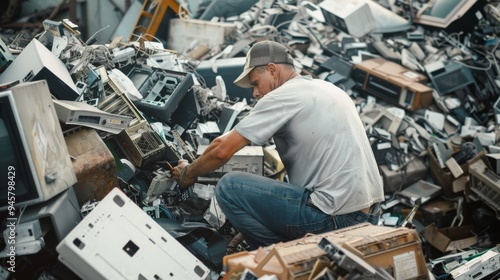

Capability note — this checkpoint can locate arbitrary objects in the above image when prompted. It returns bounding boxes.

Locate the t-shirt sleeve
[234,97,289,145]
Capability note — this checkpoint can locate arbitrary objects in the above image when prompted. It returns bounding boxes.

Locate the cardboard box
[428,147,483,198]
[421,224,478,252]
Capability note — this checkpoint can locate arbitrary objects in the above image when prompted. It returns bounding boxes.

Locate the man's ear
[267,63,277,76]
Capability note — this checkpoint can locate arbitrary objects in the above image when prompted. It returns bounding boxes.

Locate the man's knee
[215,172,239,200]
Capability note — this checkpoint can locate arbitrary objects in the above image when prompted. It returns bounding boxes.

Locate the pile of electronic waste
[1,0,500,279]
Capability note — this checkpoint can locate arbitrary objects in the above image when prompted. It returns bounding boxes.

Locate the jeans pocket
[285,216,333,239]
[333,211,370,229]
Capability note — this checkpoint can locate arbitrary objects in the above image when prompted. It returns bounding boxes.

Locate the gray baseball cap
[234,41,294,88]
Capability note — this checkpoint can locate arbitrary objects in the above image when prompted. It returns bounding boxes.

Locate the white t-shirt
[234,75,384,215]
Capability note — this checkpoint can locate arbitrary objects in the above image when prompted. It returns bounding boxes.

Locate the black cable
[266,167,287,179]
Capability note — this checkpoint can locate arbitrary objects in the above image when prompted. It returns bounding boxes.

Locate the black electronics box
[420,198,458,228]
[128,66,194,123]
[424,61,477,96]
[379,157,427,193]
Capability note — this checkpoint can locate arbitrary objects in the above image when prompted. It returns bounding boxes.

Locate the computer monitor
[319,0,411,37]
[0,39,79,101]
[367,0,412,33]
[413,0,487,32]
[0,80,77,212]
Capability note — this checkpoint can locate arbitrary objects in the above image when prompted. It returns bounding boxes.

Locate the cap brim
[233,66,255,88]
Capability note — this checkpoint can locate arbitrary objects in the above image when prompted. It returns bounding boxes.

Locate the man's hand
[171,130,250,190]
[172,160,196,190]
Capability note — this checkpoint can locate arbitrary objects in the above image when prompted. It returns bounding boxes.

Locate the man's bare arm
[173,130,250,189]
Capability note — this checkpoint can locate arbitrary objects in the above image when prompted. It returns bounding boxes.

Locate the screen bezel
[0,92,41,211]
[413,0,478,28]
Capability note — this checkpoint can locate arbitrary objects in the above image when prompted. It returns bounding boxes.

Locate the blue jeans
[215,172,381,250]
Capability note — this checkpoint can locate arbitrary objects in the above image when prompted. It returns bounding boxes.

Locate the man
[173,41,384,250]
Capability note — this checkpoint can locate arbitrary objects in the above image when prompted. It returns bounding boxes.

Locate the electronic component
[0,81,77,211]
[170,89,201,133]
[3,220,42,244]
[0,39,79,100]
[114,120,166,167]
[469,157,500,220]
[62,18,80,34]
[75,81,87,96]
[379,157,427,193]
[359,103,403,135]
[315,56,353,85]
[98,77,144,127]
[172,130,197,161]
[197,145,263,175]
[43,19,64,37]
[425,61,477,96]
[86,65,105,100]
[371,40,401,62]
[192,183,215,201]
[0,37,14,73]
[81,200,99,217]
[53,99,132,134]
[352,58,433,111]
[0,265,10,280]
[108,68,142,101]
[56,188,210,280]
[406,31,424,41]
[430,249,480,268]
[112,47,135,64]
[128,66,195,123]
[0,238,45,257]
[397,180,442,207]
[144,171,177,204]
[449,247,500,280]
[103,77,166,167]
[301,1,325,22]
[319,0,375,37]
[180,183,214,211]
[11,187,82,243]
[413,0,486,33]
[143,205,160,218]
[318,237,395,279]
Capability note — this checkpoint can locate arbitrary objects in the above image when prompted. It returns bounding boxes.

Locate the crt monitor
[413,0,487,32]
[0,80,77,212]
